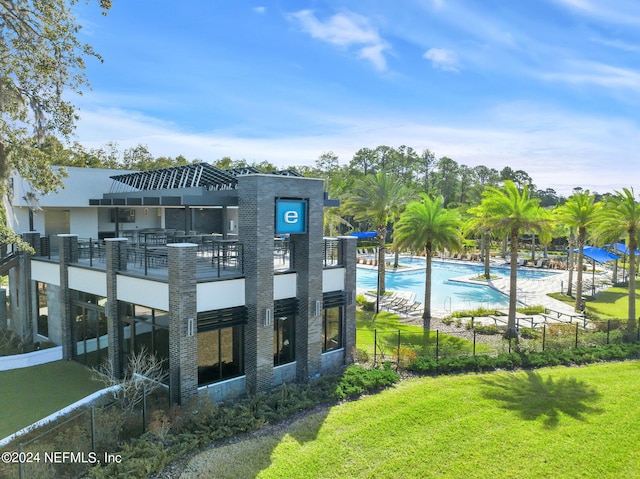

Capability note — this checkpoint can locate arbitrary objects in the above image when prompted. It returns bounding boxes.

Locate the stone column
[238,176,276,394]
[58,234,79,360]
[291,185,324,382]
[22,231,41,257]
[339,235,358,364]
[105,239,128,378]
[168,243,198,405]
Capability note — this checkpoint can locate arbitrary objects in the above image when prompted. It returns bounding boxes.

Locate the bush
[356,294,375,311]
[335,364,400,400]
[87,366,400,478]
[406,343,640,375]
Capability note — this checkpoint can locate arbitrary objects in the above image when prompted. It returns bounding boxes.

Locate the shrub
[87,366,400,478]
[335,364,400,400]
[356,294,375,311]
[406,343,640,376]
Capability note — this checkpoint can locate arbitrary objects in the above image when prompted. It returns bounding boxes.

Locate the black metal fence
[0,386,169,479]
[357,320,639,368]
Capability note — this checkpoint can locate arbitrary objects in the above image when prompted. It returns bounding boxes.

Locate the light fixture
[264,308,272,326]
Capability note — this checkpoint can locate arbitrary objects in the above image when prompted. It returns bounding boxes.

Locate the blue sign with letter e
[275,199,307,234]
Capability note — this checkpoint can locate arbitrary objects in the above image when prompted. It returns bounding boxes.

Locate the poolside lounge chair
[401,301,423,315]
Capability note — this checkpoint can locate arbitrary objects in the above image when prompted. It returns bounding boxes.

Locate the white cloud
[288,10,390,71]
[253,6,266,14]
[72,102,640,197]
[539,61,640,92]
[423,48,460,72]
[553,0,640,26]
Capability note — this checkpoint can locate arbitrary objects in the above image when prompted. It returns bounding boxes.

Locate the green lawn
[587,286,640,320]
[356,310,493,359]
[0,361,103,439]
[184,361,640,479]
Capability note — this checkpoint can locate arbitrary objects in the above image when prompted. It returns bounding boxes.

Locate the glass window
[37,282,48,338]
[274,314,295,365]
[322,307,343,352]
[118,303,169,378]
[71,291,108,367]
[198,325,244,385]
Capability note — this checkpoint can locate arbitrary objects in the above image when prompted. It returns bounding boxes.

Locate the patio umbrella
[574,246,620,296]
[605,243,639,283]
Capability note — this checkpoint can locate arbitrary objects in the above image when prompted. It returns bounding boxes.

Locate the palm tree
[467,203,500,280]
[554,191,602,312]
[343,172,410,297]
[394,195,463,329]
[594,187,640,336]
[476,181,549,338]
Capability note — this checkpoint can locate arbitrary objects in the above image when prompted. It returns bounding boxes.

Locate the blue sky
[73,0,640,196]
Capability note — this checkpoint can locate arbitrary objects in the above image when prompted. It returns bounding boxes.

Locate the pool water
[356,257,558,312]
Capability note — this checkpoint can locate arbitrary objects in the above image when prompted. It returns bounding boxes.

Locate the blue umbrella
[574,246,619,296]
[574,245,619,264]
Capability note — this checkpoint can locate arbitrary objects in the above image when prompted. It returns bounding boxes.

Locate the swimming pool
[356,257,558,312]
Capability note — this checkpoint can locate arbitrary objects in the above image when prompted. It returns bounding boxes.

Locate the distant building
[6,164,356,404]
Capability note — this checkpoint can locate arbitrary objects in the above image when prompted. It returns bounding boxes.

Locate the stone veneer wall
[239,174,325,394]
[168,243,198,405]
[58,235,78,360]
[105,239,128,378]
[339,235,357,365]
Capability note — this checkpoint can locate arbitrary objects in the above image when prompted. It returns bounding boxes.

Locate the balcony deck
[31,237,341,282]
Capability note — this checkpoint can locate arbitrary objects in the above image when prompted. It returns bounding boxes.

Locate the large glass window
[36,282,48,338]
[322,307,343,352]
[119,303,169,378]
[274,314,295,366]
[198,324,244,385]
[72,292,107,367]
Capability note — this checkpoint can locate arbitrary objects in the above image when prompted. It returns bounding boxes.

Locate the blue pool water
[357,257,558,312]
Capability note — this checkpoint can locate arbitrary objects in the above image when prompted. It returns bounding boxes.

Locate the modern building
[5,164,356,404]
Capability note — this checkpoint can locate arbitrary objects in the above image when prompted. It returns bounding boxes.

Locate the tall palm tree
[467,203,501,280]
[477,181,549,338]
[594,187,640,336]
[394,195,463,329]
[554,191,602,312]
[343,172,410,297]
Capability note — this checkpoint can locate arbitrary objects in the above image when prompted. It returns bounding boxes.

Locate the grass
[0,360,103,439]
[587,286,640,319]
[183,361,640,479]
[356,310,493,358]
[549,286,640,321]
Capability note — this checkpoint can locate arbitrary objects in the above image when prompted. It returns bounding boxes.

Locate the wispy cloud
[253,6,266,15]
[73,101,640,196]
[423,48,460,72]
[539,61,640,92]
[288,10,390,71]
[553,0,640,26]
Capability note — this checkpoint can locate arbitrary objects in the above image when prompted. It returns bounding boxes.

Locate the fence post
[473,329,476,357]
[436,330,439,361]
[142,383,147,434]
[542,324,546,351]
[508,336,511,354]
[91,406,96,452]
[607,320,610,345]
[396,330,401,370]
[373,329,377,366]
[18,443,24,479]
[575,322,579,349]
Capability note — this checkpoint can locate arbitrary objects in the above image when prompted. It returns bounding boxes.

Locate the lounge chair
[401,301,423,315]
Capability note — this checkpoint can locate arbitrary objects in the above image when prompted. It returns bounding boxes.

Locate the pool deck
[357,255,608,327]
